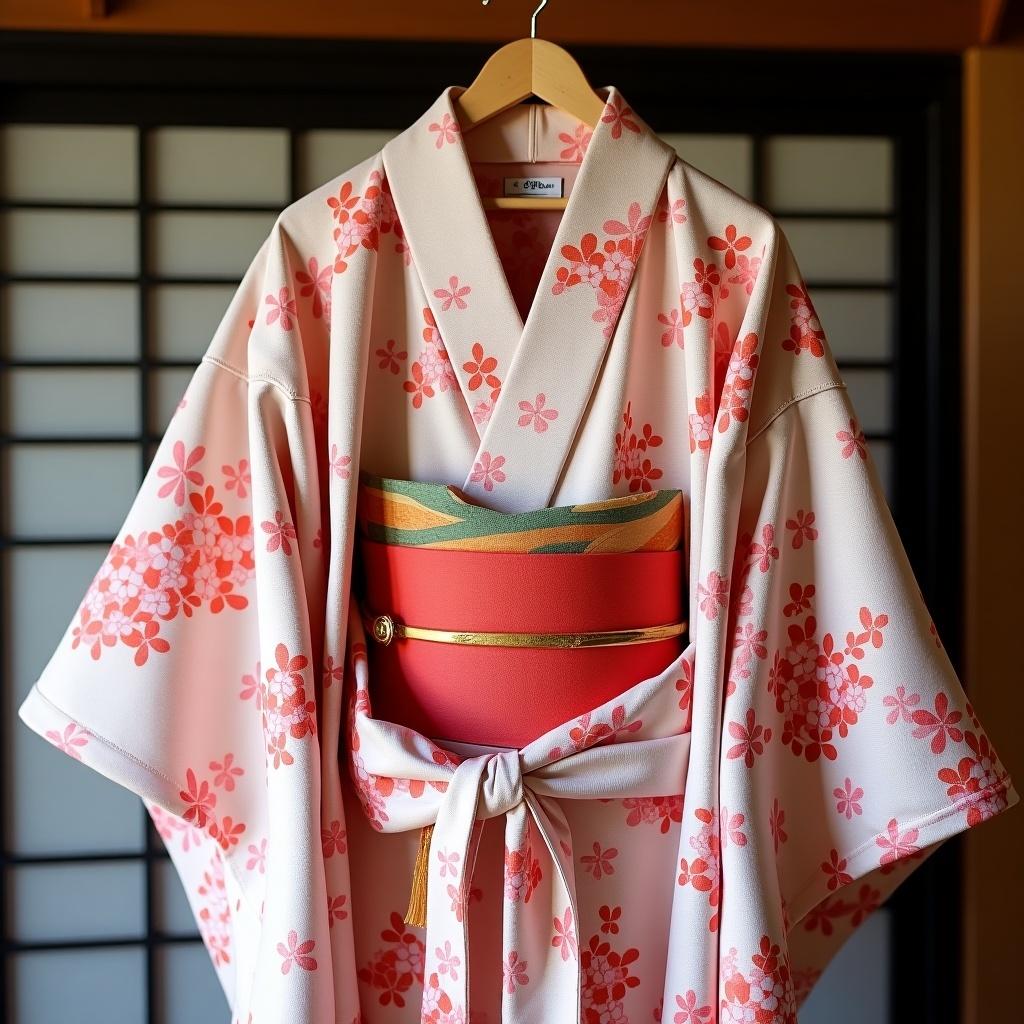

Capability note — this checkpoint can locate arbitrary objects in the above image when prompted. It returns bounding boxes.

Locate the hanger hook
[480,0,548,39]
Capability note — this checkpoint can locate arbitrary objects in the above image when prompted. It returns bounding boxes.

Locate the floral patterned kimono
[18,81,1018,1024]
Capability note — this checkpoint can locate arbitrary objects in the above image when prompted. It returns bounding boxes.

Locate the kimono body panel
[17,83,1019,1024]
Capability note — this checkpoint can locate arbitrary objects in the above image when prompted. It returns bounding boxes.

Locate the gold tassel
[403,823,434,928]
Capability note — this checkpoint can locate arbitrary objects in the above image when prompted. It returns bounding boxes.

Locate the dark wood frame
[0,30,963,1023]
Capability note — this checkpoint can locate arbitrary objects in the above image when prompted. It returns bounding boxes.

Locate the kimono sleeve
[16,226,327,1003]
[718,226,1020,1000]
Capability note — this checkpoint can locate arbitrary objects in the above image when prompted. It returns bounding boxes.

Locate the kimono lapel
[383,84,677,512]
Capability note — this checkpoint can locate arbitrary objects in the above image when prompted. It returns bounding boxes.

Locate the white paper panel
[0,210,138,277]
[6,443,140,538]
[148,211,276,278]
[12,948,147,1023]
[801,908,891,1024]
[9,861,146,941]
[150,367,196,433]
[149,127,289,205]
[810,288,892,362]
[156,943,229,1023]
[778,218,892,283]
[0,124,137,203]
[297,129,398,194]
[154,859,201,935]
[842,368,892,434]
[3,283,139,361]
[657,133,754,198]
[7,368,140,437]
[765,136,893,212]
[149,284,233,360]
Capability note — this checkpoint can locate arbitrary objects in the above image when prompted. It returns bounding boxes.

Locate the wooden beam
[979,0,1008,42]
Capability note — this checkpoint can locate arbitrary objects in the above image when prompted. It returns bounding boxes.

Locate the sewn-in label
[503,176,564,198]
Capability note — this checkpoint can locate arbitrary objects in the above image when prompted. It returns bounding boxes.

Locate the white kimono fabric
[18,83,1019,1024]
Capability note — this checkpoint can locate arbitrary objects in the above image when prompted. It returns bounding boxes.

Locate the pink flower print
[598,903,621,934]
[876,817,921,870]
[157,440,205,506]
[321,820,347,857]
[209,752,244,791]
[213,815,246,851]
[837,417,868,459]
[770,798,788,852]
[327,893,348,926]
[834,777,864,819]
[559,122,592,161]
[462,342,500,393]
[821,848,853,891]
[697,570,729,620]
[551,907,578,961]
[601,95,641,139]
[240,663,262,704]
[883,684,921,725]
[518,393,559,432]
[429,112,461,148]
[503,951,529,993]
[322,654,343,688]
[246,838,267,873]
[447,882,469,922]
[376,338,408,374]
[265,287,297,330]
[434,275,471,310]
[437,847,460,879]
[658,307,684,348]
[659,197,687,226]
[222,459,250,500]
[124,619,170,667]
[46,723,90,760]
[179,768,216,829]
[327,180,359,222]
[580,841,618,880]
[261,510,297,555]
[785,508,818,548]
[708,224,752,271]
[470,451,506,492]
[330,444,352,480]
[674,989,713,1023]
[726,708,772,768]
[295,256,332,319]
[435,940,461,981]
[721,807,748,848]
[910,692,964,754]
[277,929,318,974]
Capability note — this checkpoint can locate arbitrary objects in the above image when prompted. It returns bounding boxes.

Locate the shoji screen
[1,45,956,1021]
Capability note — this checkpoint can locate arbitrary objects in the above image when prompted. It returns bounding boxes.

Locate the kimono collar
[383,84,677,512]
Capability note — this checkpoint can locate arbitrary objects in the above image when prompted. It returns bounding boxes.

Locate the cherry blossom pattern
[658,306,685,349]
[689,390,714,454]
[801,882,881,937]
[547,703,642,759]
[69,479,253,666]
[196,848,233,968]
[551,906,578,961]
[836,416,868,460]
[503,951,530,993]
[429,111,460,147]
[44,722,90,760]
[834,776,865,819]
[178,766,248,852]
[357,911,426,1009]
[677,806,722,932]
[601,95,641,139]
[769,605,886,762]
[681,258,719,328]
[469,451,506,492]
[518,392,559,433]
[559,121,593,161]
[375,338,408,375]
[265,288,296,331]
[505,841,542,902]
[222,459,251,500]
[277,929,318,974]
[708,224,752,271]
[580,928,641,1023]
[717,331,760,433]
[403,306,457,410]
[726,707,773,769]
[785,508,818,548]
[157,441,205,506]
[295,256,333,321]
[580,842,618,880]
[623,795,683,834]
[612,400,664,493]
[434,275,471,311]
[262,642,317,769]
[657,194,688,227]
[673,989,714,1023]
[261,510,297,555]
[552,202,652,339]
[462,341,503,425]
[781,282,827,358]
[719,934,796,1024]
[328,169,403,274]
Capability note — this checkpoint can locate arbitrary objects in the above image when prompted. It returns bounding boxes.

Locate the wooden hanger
[453,1,607,211]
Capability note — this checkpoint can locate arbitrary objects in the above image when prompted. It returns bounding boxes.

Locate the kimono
[17,82,1019,1024]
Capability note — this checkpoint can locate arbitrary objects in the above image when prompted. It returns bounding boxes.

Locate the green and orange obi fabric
[352,470,689,748]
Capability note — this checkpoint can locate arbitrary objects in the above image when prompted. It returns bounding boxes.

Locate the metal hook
[481,0,549,39]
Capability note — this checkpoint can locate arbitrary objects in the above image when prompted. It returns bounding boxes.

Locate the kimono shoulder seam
[745,379,847,447]
[201,354,313,406]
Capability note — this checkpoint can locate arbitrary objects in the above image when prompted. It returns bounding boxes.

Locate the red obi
[354,538,687,748]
